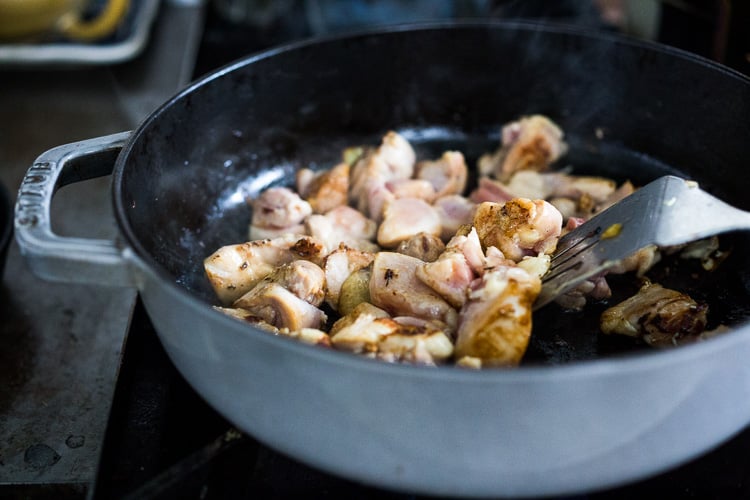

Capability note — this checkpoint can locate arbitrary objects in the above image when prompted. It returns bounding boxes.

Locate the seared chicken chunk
[473,198,562,262]
[478,115,567,181]
[601,281,709,347]
[416,150,468,199]
[234,260,326,308]
[297,161,350,214]
[323,245,375,310]
[455,264,541,366]
[306,205,378,253]
[330,303,453,364]
[232,282,327,331]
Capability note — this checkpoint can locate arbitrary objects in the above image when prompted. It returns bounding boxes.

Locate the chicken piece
[600,281,709,347]
[234,260,325,308]
[348,131,416,220]
[386,178,436,202]
[473,198,562,262]
[305,205,378,253]
[478,115,567,181]
[232,282,327,331]
[416,249,475,308]
[323,245,376,310]
[204,234,310,304]
[283,328,332,347]
[369,252,457,327]
[377,198,442,248]
[416,151,468,199]
[454,264,541,367]
[445,227,486,275]
[213,306,281,333]
[433,195,476,241]
[248,224,307,240]
[249,187,312,235]
[215,306,331,346]
[469,177,516,204]
[396,232,445,262]
[296,162,350,214]
[329,304,453,364]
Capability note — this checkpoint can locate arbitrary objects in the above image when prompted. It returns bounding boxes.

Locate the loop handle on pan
[14,131,138,287]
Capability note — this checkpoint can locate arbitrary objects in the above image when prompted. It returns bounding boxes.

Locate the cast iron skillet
[15,21,750,497]
[121,20,750,364]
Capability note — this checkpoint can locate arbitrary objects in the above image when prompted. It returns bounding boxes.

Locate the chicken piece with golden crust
[478,115,567,181]
[473,198,562,262]
[454,264,541,367]
[232,282,327,331]
[322,245,376,310]
[296,161,350,214]
[204,234,327,305]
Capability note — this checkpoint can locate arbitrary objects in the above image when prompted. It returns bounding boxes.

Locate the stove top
[3,1,750,498]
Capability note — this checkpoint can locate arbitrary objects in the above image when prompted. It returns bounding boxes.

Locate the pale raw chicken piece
[469,177,515,204]
[385,178,436,202]
[305,205,378,253]
[396,232,445,262]
[416,249,475,308]
[502,170,554,200]
[204,234,306,304]
[478,115,567,181]
[433,195,475,241]
[349,131,416,220]
[445,227,485,275]
[377,198,442,248]
[416,151,468,198]
[232,282,327,331]
[234,260,325,308]
[296,162,350,214]
[248,224,307,241]
[329,304,453,364]
[323,245,376,310]
[473,199,562,262]
[455,264,541,367]
[369,252,457,327]
[600,281,708,347]
[250,187,312,232]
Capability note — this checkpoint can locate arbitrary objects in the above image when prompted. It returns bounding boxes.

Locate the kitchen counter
[0,1,205,496]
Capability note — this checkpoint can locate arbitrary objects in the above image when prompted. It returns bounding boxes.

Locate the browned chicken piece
[377,130,417,179]
[377,198,442,248]
[416,151,468,199]
[296,162,350,214]
[232,281,327,331]
[323,245,376,310]
[396,232,446,262]
[473,198,562,262]
[233,260,326,308]
[329,303,453,364]
[204,235,328,305]
[249,187,312,240]
[369,251,458,328]
[433,195,476,241]
[305,205,378,253]
[214,306,331,346]
[478,115,567,182]
[416,249,475,308]
[600,281,709,347]
[454,264,541,367]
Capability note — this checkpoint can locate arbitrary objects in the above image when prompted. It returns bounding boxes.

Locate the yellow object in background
[0,0,130,42]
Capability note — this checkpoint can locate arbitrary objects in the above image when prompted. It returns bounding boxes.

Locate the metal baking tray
[0,0,161,66]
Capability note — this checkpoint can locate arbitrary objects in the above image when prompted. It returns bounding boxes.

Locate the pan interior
[115,22,750,365]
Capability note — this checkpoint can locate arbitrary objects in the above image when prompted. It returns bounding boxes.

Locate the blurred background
[0,1,748,498]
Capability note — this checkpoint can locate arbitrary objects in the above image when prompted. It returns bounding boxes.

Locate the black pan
[15,22,750,497]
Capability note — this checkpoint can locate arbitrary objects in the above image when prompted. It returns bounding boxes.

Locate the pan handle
[14,131,138,287]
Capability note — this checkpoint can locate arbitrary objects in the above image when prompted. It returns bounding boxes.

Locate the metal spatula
[534,175,750,310]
